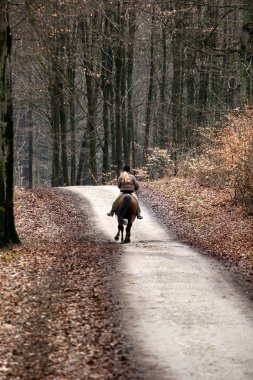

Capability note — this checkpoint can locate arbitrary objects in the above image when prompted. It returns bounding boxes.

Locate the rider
[107,165,143,219]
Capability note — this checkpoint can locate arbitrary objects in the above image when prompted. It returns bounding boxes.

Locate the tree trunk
[101,17,110,183]
[115,49,122,175]
[81,16,98,185]
[86,74,98,185]
[0,1,20,245]
[114,4,124,175]
[57,35,69,186]
[159,23,167,149]
[75,132,86,185]
[109,14,116,172]
[67,22,77,185]
[171,25,184,174]
[144,12,155,162]
[121,43,128,164]
[68,74,76,185]
[28,131,33,189]
[102,80,109,183]
[127,8,136,168]
[58,62,69,186]
[50,59,61,187]
[185,47,197,149]
[109,85,116,170]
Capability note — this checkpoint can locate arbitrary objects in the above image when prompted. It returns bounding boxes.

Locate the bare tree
[0,0,20,245]
[11,0,253,185]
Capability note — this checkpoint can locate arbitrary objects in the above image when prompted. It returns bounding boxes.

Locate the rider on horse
[107,165,143,219]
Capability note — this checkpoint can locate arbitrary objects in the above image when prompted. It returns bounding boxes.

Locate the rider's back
[118,172,139,193]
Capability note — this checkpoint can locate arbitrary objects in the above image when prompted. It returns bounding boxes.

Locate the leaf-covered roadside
[140,178,253,285]
[0,189,146,380]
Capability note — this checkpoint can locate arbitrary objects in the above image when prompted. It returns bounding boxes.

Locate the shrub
[180,107,253,213]
[135,148,171,181]
[146,147,171,180]
[179,151,229,189]
[220,109,253,213]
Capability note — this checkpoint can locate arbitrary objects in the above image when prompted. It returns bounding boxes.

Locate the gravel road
[69,185,253,380]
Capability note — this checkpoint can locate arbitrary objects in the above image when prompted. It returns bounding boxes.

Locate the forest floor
[0,178,253,379]
[0,189,146,380]
[140,178,253,287]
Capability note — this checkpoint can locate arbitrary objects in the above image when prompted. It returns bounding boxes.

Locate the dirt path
[68,185,253,380]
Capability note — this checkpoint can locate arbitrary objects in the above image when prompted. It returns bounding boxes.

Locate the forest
[1,0,253,244]
[1,3,253,377]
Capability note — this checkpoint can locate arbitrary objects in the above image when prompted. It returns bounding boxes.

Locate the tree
[11,0,253,186]
[80,12,99,185]
[101,16,112,183]
[126,5,137,167]
[144,9,155,162]
[0,0,20,245]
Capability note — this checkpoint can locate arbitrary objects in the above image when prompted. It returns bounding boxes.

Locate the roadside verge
[140,178,253,286]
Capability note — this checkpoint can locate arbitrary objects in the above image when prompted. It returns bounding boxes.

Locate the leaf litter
[0,188,148,380]
[140,178,253,285]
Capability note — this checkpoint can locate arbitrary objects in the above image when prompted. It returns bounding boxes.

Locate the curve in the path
[68,185,253,380]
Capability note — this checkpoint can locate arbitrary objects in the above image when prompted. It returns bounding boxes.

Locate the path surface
[68,185,253,380]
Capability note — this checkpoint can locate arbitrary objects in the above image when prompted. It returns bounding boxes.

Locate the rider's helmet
[123,165,130,172]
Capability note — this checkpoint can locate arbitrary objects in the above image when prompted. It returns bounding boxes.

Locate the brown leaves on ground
[140,178,253,284]
[0,188,145,380]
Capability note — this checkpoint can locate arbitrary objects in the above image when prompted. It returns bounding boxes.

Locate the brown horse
[114,194,138,243]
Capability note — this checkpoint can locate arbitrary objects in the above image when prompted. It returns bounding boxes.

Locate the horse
[114,194,138,243]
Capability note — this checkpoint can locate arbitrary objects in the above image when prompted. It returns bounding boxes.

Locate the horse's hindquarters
[116,194,137,243]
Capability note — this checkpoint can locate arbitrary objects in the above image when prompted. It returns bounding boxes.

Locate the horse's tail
[117,194,131,225]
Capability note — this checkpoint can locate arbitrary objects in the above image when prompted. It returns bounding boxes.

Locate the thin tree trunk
[86,74,98,185]
[58,65,69,186]
[171,25,184,174]
[67,23,77,185]
[115,4,123,175]
[50,59,61,187]
[81,16,98,184]
[69,81,76,185]
[101,17,110,183]
[28,131,33,189]
[121,44,128,163]
[109,85,116,169]
[115,51,122,175]
[75,133,86,185]
[57,35,69,186]
[159,24,167,149]
[144,12,155,162]
[185,48,197,149]
[127,8,136,167]
[102,83,109,183]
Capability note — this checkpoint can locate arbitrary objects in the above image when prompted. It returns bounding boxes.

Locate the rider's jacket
[118,172,139,193]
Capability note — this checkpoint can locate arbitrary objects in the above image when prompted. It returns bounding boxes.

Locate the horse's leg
[124,221,132,243]
[115,224,124,242]
[120,225,124,243]
[115,224,120,241]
